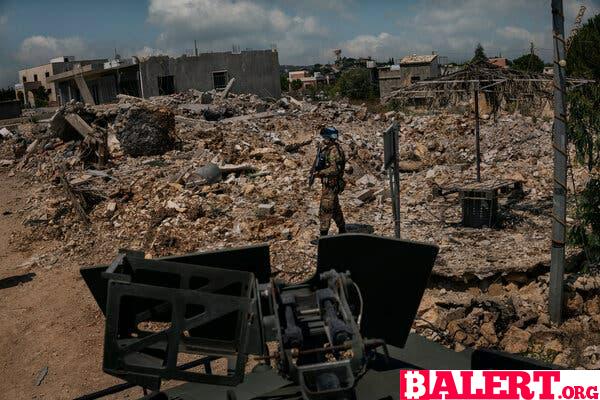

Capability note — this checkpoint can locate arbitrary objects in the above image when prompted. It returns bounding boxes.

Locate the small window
[22,76,27,83]
[410,76,421,83]
[47,88,52,94]
[34,74,38,82]
[45,72,50,78]
[157,75,175,95]
[212,71,228,90]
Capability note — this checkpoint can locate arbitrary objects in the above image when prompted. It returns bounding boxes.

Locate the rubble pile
[113,103,177,156]
[416,279,600,368]
[0,91,597,367]
[50,102,101,141]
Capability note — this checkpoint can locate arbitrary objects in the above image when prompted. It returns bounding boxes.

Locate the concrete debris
[356,174,377,187]
[398,160,424,173]
[500,326,531,354]
[186,163,222,187]
[2,88,598,369]
[355,188,375,203]
[256,203,275,217]
[221,77,236,98]
[0,127,13,139]
[35,366,49,386]
[113,103,177,157]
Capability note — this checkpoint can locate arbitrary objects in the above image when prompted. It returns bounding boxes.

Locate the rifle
[308,143,325,187]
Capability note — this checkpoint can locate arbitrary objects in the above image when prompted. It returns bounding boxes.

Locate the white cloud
[147,0,328,64]
[389,0,590,62]
[279,0,356,20]
[148,0,325,44]
[17,36,88,65]
[341,33,404,59]
[132,46,169,59]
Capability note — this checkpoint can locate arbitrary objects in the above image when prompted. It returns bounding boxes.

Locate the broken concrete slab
[355,188,375,202]
[74,75,96,106]
[221,77,236,98]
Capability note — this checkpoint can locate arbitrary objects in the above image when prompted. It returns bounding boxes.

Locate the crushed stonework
[1,88,598,368]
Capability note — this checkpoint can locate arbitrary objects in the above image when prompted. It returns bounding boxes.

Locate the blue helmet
[320,126,339,140]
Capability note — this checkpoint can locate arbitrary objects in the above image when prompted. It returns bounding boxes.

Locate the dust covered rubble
[0,94,584,279]
[415,277,600,368]
[1,91,598,368]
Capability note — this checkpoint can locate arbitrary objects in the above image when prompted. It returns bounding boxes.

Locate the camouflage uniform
[317,142,346,235]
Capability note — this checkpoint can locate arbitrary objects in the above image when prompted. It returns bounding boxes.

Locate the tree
[568,85,600,265]
[333,68,376,100]
[0,87,17,102]
[566,14,600,267]
[471,43,488,64]
[566,14,600,79]
[290,79,303,91]
[569,85,600,172]
[280,75,289,92]
[511,53,545,73]
[32,86,49,107]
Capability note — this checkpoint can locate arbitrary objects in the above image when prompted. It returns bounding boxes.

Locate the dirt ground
[0,172,140,399]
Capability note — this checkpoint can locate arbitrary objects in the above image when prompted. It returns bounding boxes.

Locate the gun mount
[78,234,554,400]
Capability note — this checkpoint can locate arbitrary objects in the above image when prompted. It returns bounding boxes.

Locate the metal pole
[550,0,568,324]
[392,127,401,238]
[474,83,482,182]
[383,122,401,238]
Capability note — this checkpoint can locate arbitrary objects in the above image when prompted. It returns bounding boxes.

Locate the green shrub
[333,68,377,100]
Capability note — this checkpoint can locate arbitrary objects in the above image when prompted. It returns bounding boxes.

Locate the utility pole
[194,40,198,56]
[528,42,535,72]
[550,0,568,324]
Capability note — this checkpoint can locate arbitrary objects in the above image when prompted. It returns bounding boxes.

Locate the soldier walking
[310,127,346,242]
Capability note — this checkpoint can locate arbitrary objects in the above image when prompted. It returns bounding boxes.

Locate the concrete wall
[18,64,57,104]
[54,64,139,105]
[57,73,119,105]
[88,75,119,104]
[379,69,405,98]
[51,59,107,75]
[139,50,281,98]
[399,59,440,82]
[379,59,441,98]
[17,59,107,106]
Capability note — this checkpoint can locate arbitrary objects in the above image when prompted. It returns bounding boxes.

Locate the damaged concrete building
[47,49,281,105]
[378,54,441,98]
[15,57,107,107]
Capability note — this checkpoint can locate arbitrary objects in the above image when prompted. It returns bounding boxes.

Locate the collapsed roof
[384,61,589,112]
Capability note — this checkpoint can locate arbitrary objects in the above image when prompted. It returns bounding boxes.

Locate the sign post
[383,122,401,238]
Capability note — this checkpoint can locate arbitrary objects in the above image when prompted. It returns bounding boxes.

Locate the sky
[0,0,599,87]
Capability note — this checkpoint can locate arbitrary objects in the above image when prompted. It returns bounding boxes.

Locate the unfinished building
[378,54,440,98]
[47,50,281,105]
[15,57,107,107]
